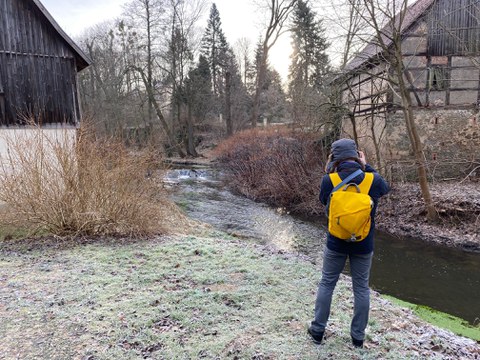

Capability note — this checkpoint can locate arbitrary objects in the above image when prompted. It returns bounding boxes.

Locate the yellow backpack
[327,169,374,242]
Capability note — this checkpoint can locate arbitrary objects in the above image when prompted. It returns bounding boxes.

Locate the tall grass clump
[215,127,326,214]
[0,124,169,237]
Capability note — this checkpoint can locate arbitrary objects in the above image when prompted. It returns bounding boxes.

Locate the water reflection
[371,232,480,325]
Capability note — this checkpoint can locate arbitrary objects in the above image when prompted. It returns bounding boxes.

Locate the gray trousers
[310,247,373,341]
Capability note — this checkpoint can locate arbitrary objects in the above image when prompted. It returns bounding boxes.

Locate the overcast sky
[40,0,292,81]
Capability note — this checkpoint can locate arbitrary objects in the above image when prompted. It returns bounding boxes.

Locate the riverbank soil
[0,235,479,359]
[377,182,480,252]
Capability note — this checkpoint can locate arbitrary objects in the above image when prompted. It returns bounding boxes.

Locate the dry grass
[0,124,172,237]
[215,128,326,214]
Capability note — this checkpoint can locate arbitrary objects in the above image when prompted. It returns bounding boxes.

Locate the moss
[173,199,190,211]
[383,295,480,341]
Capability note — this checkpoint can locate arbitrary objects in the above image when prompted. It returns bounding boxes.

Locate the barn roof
[341,0,436,75]
[32,0,91,71]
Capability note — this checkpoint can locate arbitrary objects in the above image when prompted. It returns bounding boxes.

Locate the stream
[165,166,480,326]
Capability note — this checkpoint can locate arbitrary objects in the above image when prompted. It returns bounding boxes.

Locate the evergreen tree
[288,0,331,125]
[167,26,194,113]
[200,3,230,97]
[185,55,213,124]
[254,38,267,90]
[252,38,287,123]
[183,55,213,156]
[289,0,330,89]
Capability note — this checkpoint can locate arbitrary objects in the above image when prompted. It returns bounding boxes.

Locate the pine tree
[223,49,251,134]
[186,55,213,124]
[253,38,287,123]
[200,3,230,97]
[289,0,330,89]
[184,55,213,155]
[288,0,331,125]
[254,38,269,91]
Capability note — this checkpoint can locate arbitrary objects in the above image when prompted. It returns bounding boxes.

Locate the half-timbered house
[335,0,480,178]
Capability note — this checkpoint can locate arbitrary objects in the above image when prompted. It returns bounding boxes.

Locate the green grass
[0,234,478,359]
[173,199,190,211]
[383,295,480,341]
[0,225,35,240]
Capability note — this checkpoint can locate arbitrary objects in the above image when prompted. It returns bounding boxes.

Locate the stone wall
[343,108,480,181]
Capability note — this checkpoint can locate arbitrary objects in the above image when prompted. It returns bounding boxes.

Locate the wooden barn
[335,0,480,179]
[0,0,90,127]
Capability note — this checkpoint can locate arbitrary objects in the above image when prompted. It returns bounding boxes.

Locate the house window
[428,65,449,91]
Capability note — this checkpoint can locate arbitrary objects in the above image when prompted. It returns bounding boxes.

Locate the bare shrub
[0,124,169,237]
[215,127,326,214]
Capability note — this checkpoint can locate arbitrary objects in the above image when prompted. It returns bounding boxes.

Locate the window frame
[428,65,450,91]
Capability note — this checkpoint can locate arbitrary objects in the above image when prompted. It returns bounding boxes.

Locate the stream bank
[377,182,480,252]
[164,163,480,331]
[166,157,480,253]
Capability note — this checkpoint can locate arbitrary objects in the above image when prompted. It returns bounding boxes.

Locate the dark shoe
[307,327,324,344]
[351,336,364,348]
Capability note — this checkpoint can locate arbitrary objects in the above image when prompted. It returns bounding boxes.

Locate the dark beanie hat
[331,138,358,161]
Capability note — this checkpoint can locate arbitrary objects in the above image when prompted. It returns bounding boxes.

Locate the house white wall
[0,127,77,163]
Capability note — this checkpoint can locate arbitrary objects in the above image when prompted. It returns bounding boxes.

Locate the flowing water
[166,166,480,326]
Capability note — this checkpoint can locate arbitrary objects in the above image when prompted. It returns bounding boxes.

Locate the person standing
[308,138,390,348]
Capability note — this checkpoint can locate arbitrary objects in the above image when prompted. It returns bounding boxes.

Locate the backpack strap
[329,169,363,192]
[358,172,374,194]
[329,170,374,194]
[329,172,343,188]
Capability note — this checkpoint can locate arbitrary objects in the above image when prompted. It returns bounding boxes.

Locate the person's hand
[358,150,367,166]
[324,154,333,172]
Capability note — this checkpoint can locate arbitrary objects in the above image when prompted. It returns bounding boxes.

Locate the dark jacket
[319,161,390,254]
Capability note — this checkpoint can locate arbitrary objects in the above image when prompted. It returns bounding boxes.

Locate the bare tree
[165,0,206,156]
[347,0,439,222]
[78,21,145,137]
[320,0,372,69]
[251,0,298,127]
[234,37,254,87]
[124,0,165,125]
[122,0,206,156]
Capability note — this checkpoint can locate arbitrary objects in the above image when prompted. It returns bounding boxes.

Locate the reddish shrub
[215,128,327,215]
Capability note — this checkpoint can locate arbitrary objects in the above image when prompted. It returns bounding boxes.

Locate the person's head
[330,138,358,162]
[326,138,363,172]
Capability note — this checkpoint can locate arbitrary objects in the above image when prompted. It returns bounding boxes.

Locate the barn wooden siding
[428,0,480,56]
[0,0,87,126]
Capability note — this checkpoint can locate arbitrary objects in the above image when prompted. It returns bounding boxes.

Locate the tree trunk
[251,52,267,127]
[225,71,233,136]
[146,3,154,126]
[370,112,383,172]
[137,68,186,158]
[186,103,197,157]
[348,112,358,144]
[395,58,439,222]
